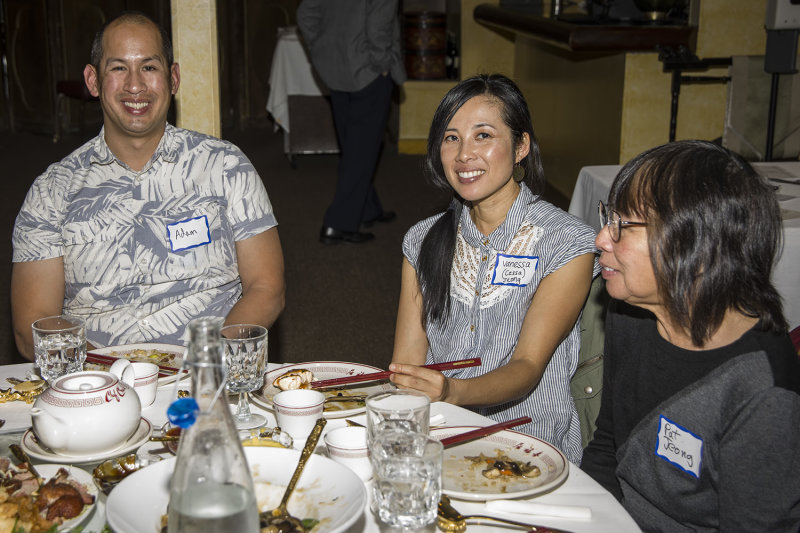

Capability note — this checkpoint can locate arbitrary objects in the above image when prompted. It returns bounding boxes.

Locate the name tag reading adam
[491,253,539,287]
[167,215,211,252]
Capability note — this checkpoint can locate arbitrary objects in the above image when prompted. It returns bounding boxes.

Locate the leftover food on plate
[465,453,541,479]
[273,369,314,391]
[0,459,95,533]
[87,348,182,369]
[0,378,45,404]
[158,481,328,533]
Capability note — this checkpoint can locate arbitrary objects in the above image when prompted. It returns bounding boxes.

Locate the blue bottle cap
[167,397,199,429]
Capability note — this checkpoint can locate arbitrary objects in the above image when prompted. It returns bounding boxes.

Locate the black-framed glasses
[598,201,647,242]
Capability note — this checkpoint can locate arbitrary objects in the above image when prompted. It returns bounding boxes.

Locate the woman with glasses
[582,140,800,531]
[388,74,598,464]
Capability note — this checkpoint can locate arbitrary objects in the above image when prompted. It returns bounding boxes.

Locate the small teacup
[272,389,325,445]
[324,426,371,481]
[110,360,158,407]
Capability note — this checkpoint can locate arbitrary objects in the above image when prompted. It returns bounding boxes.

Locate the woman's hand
[388,362,450,402]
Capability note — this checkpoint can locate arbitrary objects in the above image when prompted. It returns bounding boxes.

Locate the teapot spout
[30,407,69,449]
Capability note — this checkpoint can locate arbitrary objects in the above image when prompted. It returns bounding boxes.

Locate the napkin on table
[485,499,592,520]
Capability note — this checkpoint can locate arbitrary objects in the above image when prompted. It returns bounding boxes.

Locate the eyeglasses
[597,201,647,242]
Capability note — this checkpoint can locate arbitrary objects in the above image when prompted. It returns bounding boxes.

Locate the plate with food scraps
[0,462,99,532]
[86,343,187,386]
[431,426,569,501]
[251,361,395,418]
[106,446,367,533]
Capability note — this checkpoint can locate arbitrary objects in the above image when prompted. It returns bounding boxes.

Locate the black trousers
[324,74,393,232]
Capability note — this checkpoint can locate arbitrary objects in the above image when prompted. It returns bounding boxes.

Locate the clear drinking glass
[220,324,268,429]
[365,389,431,447]
[32,315,87,383]
[371,429,443,530]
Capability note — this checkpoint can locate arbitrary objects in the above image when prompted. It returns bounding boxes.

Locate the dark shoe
[320,226,375,245]
[362,211,397,227]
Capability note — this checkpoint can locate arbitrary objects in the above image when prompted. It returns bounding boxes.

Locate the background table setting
[0,355,641,533]
[568,161,800,331]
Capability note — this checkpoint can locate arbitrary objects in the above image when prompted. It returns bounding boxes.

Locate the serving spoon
[437,494,575,533]
[260,417,327,533]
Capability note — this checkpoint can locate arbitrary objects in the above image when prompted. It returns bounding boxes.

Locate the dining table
[568,161,800,331]
[0,361,642,533]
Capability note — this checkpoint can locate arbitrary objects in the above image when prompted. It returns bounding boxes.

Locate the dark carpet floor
[0,124,567,369]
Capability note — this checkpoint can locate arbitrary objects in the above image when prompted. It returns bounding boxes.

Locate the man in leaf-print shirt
[10,12,285,359]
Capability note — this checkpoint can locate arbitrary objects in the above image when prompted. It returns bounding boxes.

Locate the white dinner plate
[106,446,367,533]
[252,361,395,418]
[87,343,187,386]
[33,464,100,532]
[21,418,153,464]
[432,426,569,501]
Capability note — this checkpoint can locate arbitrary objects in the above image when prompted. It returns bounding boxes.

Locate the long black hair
[609,140,787,345]
[417,74,544,326]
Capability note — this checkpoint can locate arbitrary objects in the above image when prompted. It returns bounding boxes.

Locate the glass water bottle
[167,318,259,533]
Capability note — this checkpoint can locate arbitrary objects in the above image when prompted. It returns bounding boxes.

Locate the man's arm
[224,227,285,329]
[11,258,66,361]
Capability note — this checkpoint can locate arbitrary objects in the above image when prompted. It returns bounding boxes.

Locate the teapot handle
[109,359,136,387]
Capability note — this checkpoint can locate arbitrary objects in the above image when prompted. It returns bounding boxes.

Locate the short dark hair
[90,11,173,69]
[425,74,544,195]
[608,140,787,345]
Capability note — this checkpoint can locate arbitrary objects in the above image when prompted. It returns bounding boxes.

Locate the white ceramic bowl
[324,425,372,481]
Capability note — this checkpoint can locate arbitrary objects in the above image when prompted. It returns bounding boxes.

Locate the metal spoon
[260,417,327,533]
[436,494,575,533]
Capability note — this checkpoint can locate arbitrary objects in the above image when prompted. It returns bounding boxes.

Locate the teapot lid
[51,371,118,394]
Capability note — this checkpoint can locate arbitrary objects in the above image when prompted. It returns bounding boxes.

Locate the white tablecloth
[0,363,641,532]
[568,161,800,330]
[265,26,327,133]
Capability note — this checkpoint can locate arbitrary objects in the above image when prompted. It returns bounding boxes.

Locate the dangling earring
[512,163,525,183]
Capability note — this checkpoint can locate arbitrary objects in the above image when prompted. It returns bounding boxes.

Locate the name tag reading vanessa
[167,215,211,252]
[491,253,539,287]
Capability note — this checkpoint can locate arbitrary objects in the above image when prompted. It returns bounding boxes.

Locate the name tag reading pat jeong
[167,215,211,252]
[655,415,703,478]
[491,253,539,287]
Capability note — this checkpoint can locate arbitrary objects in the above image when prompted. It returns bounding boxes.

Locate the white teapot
[30,362,142,456]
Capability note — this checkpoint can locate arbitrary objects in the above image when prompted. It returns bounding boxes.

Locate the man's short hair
[90,11,173,69]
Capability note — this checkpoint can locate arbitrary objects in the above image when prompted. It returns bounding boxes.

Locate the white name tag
[491,254,539,287]
[655,415,703,478]
[167,215,211,252]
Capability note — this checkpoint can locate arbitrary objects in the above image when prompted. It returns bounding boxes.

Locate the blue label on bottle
[167,397,200,429]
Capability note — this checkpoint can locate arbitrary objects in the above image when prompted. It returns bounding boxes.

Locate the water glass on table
[371,429,443,530]
[365,389,431,447]
[32,315,86,383]
[220,324,268,429]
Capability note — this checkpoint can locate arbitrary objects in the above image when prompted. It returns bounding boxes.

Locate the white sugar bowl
[30,369,142,456]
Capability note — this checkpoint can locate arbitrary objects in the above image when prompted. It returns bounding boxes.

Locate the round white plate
[33,464,100,532]
[431,426,569,501]
[106,446,367,533]
[21,418,153,464]
[87,343,187,386]
[252,361,395,418]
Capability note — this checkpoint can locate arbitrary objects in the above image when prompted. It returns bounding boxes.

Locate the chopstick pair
[438,416,532,447]
[309,357,482,389]
[85,352,181,379]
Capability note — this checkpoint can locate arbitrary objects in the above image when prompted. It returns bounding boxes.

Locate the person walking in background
[389,74,599,465]
[297,0,406,245]
[581,140,800,531]
[11,12,285,358]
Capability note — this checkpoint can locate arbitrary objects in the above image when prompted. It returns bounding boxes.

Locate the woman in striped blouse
[389,74,598,464]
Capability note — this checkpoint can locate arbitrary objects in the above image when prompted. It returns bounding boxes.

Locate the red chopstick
[310,357,481,389]
[438,416,532,447]
[86,352,182,378]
